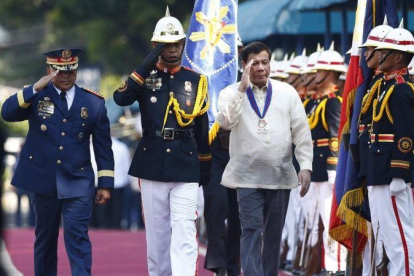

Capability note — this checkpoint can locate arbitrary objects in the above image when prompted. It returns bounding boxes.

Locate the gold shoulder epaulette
[82,87,104,99]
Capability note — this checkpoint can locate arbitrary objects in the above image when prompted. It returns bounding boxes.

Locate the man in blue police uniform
[1,48,114,276]
[113,7,211,276]
[366,24,414,275]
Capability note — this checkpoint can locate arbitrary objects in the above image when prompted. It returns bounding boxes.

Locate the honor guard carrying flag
[1,48,114,276]
[366,21,414,275]
[113,7,211,276]
[306,43,347,273]
[356,21,392,272]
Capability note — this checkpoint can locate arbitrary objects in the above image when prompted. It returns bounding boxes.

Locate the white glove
[390,178,407,196]
[327,170,336,188]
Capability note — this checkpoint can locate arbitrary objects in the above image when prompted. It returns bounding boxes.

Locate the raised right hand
[33,70,59,92]
[142,42,165,71]
[238,59,254,92]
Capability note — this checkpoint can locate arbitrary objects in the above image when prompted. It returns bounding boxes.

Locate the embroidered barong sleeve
[217,85,246,130]
[289,89,313,172]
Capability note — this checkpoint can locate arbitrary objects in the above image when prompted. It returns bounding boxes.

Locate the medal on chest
[246,81,272,135]
[37,97,55,118]
[258,119,268,134]
[145,70,162,91]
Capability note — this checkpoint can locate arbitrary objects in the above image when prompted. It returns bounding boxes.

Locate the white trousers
[140,179,199,276]
[308,181,347,272]
[282,187,302,261]
[368,184,414,276]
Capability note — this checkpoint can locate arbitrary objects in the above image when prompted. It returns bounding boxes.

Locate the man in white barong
[217,42,313,276]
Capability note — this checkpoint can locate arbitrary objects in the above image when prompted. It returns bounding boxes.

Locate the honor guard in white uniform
[113,8,211,276]
[366,21,414,276]
[307,43,347,273]
[357,20,393,275]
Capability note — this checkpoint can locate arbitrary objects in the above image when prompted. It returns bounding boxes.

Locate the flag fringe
[208,121,220,145]
[329,224,354,243]
[336,188,368,236]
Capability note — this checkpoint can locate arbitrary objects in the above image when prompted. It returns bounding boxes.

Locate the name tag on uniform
[37,98,55,118]
[145,70,162,91]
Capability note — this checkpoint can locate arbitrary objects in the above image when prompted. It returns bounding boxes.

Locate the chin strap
[304,77,316,87]
[315,74,328,85]
[289,75,301,86]
[379,50,394,66]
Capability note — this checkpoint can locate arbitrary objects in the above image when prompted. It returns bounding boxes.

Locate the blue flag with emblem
[182,0,238,127]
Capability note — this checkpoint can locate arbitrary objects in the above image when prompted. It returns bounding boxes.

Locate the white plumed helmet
[285,48,308,75]
[375,19,414,54]
[359,16,393,48]
[151,6,186,43]
[313,42,347,73]
[302,43,324,74]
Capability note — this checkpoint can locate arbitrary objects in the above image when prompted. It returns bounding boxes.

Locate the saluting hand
[142,42,165,71]
[238,59,254,92]
[298,169,311,197]
[95,188,111,205]
[33,70,59,92]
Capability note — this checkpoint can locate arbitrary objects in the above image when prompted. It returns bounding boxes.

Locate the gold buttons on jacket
[143,148,147,151]
[29,156,33,159]
[59,146,64,151]
[170,75,174,79]
[63,119,67,123]
[57,160,62,164]
[61,132,66,136]
[166,149,171,153]
[40,124,47,131]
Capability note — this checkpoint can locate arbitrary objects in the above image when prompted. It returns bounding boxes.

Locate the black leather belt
[142,128,194,140]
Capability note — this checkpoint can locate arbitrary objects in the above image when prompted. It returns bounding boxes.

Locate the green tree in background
[0,0,195,85]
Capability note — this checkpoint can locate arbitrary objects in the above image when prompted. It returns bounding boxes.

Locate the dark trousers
[237,188,291,276]
[30,193,93,276]
[91,187,125,229]
[203,159,241,275]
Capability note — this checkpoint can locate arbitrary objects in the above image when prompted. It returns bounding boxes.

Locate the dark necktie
[60,91,68,113]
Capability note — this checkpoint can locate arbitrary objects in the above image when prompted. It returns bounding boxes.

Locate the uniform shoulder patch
[82,87,104,99]
[398,137,413,153]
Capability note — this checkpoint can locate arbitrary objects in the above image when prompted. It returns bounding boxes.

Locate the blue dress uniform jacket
[308,89,341,182]
[1,83,114,198]
[113,63,211,183]
[366,69,414,186]
[358,71,383,177]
